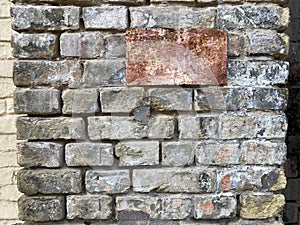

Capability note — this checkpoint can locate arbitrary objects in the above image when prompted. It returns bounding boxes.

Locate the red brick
[126,28,227,86]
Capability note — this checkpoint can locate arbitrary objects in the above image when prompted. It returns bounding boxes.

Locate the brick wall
[0,0,22,224]
[11,0,290,224]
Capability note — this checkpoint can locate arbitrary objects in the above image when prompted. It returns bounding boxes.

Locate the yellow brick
[0,168,19,186]
[0,19,13,41]
[5,98,14,114]
[0,115,18,134]
[0,78,14,98]
[0,1,13,18]
[0,150,18,168]
[0,60,14,78]
[0,200,18,220]
[0,135,17,151]
[0,184,21,201]
[0,42,13,59]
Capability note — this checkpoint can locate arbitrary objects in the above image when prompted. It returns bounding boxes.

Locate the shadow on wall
[284,0,300,224]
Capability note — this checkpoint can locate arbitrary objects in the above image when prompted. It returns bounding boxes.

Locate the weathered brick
[105,33,126,58]
[100,87,144,113]
[194,87,251,111]
[284,179,300,200]
[115,141,159,166]
[252,88,288,110]
[228,32,244,57]
[246,30,288,56]
[130,6,216,28]
[116,196,160,219]
[0,77,15,98]
[0,1,13,18]
[13,60,82,88]
[60,32,105,58]
[178,115,218,139]
[86,170,130,194]
[218,166,286,192]
[11,6,80,31]
[14,88,61,115]
[133,168,216,193]
[18,195,65,222]
[0,42,13,59]
[240,193,285,219]
[161,196,192,220]
[65,142,113,167]
[12,33,58,59]
[17,117,85,140]
[17,142,63,168]
[0,115,18,134]
[18,169,82,195]
[227,220,284,225]
[0,60,14,78]
[83,59,125,87]
[88,116,174,140]
[217,6,246,30]
[196,141,240,165]
[67,195,112,220]
[227,60,288,86]
[162,142,195,166]
[83,6,128,29]
[0,18,14,41]
[148,88,192,111]
[241,140,286,165]
[62,89,99,114]
[194,194,236,219]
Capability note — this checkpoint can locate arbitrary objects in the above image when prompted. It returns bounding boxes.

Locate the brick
[105,33,126,58]
[178,115,218,139]
[16,117,85,140]
[217,6,246,30]
[13,60,82,88]
[148,88,193,111]
[60,32,105,58]
[18,169,82,195]
[100,87,144,113]
[241,140,286,165]
[0,115,18,134]
[252,88,288,110]
[227,60,288,86]
[0,1,13,18]
[161,142,195,166]
[83,6,128,30]
[246,30,288,56]
[130,6,216,28]
[284,179,300,200]
[0,150,18,167]
[194,194,236,219]
[65,142,113,167]
[196,141,240,165]
[88,115,174,140]
[0,99,5,115]
[240,193,285,219]
[12,33,58,59]
[132,168,216,193]
[67,195,112,220]
[218,166,285,192]
[14,88,61,115]
[6,98,15,114]
[0,19,14,41]
[0,42,13,59]
[11,6,80,31]
[115,141,159,166]
[86,170,130,194]
[0,184,21,201]
[194,87,251,111]
[0,135,17,151]
[0,167,18,186]
[126,28,227,86]
[0,77,15,98]
[62,89,99,114]
[17,142,63,168]
[247,0,287,3]
[161,196,192,220]
[83,59,125,87]
[228,32,244,57]
[18,195,65,222]
[116,196,160,219]
[0,60,14,78]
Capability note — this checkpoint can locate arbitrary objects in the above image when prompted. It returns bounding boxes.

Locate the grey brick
[105,33,126,58]
[116,196,160,219]
[194,194,237,219]
[196,141,241,165]
[13,60,82,88]
[83,6,128,30]
[115,141,159,166]
[12,33,58,59]
[217,5,246,30]
[88,115,174,140]
[132,168,216,193]
[67,195,112,220]
[148,88,192,111]
[65,142,113,167]
[18,169,82,195]
[130,6,216,28]
[161,195,192,220]
[14,88,61,115]
[252,88,288,110]
[228,32,244,57]
[11,6,80,31]
[83,59,125,87]
[17,117,85,140]
[86,170,130,194]
[161,142,195,166]
[17,142,63,168]
[62,89,99,114]
[100,87,144,113]
[19,195,65,222]
[60,32,105,58]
